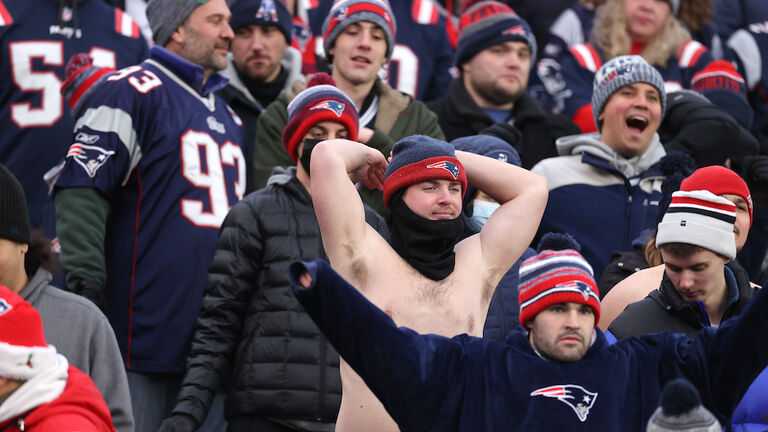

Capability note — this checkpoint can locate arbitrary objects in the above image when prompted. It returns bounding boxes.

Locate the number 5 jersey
[54,46,245,374]
[0,0,148,239]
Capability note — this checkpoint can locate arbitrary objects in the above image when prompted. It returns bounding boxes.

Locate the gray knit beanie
[646,379,721,432]
[591,55,666,130]
[147,0,209,47]
[322,0,397,61]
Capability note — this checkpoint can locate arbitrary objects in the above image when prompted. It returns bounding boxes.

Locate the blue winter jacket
[290,259,768,431]
[532,133,665,279]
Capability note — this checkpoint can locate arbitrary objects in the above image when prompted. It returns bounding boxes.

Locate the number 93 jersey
[55,47,245,373]
[0,0,147,239]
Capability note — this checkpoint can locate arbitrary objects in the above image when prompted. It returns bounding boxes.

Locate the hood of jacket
[221,46,303,108]
[19,268,52,306]
[555,132,666,178]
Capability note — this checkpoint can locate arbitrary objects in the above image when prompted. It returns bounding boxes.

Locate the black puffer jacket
[170,168,389,428]
[608,261,756,339]
[427,78,581,169]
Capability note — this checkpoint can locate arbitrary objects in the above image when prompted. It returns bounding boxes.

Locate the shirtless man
[309,135,548,431]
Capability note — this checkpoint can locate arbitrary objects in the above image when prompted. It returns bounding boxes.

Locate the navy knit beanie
[229,0,293,45]
[455,1,536,66]
[383,136,467,209]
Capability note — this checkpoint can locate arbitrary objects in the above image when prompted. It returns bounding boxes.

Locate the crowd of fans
[1,0,768,430]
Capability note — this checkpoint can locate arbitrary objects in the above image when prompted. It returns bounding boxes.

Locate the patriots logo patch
[67,143,115,178]
[531,384,597,422]
[310,100,345,116]
[426,160,461,180]
[0,299,11,316]
[256,0,279,22]
[555,281,593,301]
[494,152,508,163]
[596,59,635,85]
[503,25,525,36]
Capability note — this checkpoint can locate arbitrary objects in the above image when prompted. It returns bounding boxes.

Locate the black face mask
[299,139,323,176]
[388,192,465,281]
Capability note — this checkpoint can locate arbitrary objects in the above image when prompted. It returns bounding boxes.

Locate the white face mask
[468,199,500,232]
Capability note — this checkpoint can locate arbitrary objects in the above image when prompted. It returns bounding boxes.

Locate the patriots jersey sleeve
[558,46,599,118]
[55,65,151,197]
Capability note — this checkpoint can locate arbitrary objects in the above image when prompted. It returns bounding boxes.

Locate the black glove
[70,279,106,312]
[479,122,522,147]
[158,413,198,432]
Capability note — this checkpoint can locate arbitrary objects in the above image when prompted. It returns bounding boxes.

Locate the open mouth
[626,116,649,133]
[351,56,371,64]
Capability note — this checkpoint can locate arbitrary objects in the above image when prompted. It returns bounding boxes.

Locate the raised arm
[309,139,387,271]
[290,259,466,430]
[456,150,548,284]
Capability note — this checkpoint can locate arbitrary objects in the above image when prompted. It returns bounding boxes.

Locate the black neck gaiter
[238,66,287,108]
[388,193,464,281]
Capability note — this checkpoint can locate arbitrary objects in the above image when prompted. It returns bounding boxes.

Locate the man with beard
[218,0,303,192]
[286,232,768,430]
[308,135,548,431]
[53,0,244,430]
[427,1,580,169]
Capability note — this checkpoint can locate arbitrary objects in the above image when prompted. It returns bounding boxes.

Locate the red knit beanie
[680,166,752,226]
[282,73,359,163]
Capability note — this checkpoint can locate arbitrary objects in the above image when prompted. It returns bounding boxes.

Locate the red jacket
[0,366,114,431]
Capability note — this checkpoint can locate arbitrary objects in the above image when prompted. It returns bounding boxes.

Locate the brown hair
[644,235,663,267]
[657,242,706,257]
[24,230,58,278]
[677,0,713,32]
[592,0,691,67]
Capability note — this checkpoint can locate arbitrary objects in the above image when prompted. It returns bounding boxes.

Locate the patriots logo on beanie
[310,100,346,117]
[256,0,279,21]
[426,160,461,180]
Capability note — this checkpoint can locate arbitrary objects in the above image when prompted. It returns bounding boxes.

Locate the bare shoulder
[599,265,664,330]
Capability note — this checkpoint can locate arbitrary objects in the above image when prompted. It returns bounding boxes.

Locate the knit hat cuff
[0,343,58,381]
[455,17,535,66]
[383,155,467,208]
[518,272,600,327]
[656,219,736,260]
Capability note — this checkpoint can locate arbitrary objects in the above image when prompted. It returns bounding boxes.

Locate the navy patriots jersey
[727,21,768,145]
[0,0,147,240]
[55,47,245,373]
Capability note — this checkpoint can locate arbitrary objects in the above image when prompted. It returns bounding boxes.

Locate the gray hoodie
[555,132,666,179]
[21,268,134,432]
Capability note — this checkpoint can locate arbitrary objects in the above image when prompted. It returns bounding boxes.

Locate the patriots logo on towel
[256,0,278,21]
[310,100,345,116]
[531,385,597,422]
[67,143,115,178]
[426,160,461,180]
[0,299,11,316]
[555,281,593,301]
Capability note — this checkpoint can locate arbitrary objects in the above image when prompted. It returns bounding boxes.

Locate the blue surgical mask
[468,200,500,232]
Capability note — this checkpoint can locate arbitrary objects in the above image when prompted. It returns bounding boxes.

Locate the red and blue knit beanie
[322,0,397,60]
[518,233,600,328]
[455,1,536,67]
[383,135,468,209]
[283,73,359,163]
[680,165,752,226]
[691,60,753,131]
[60,53,114,117]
